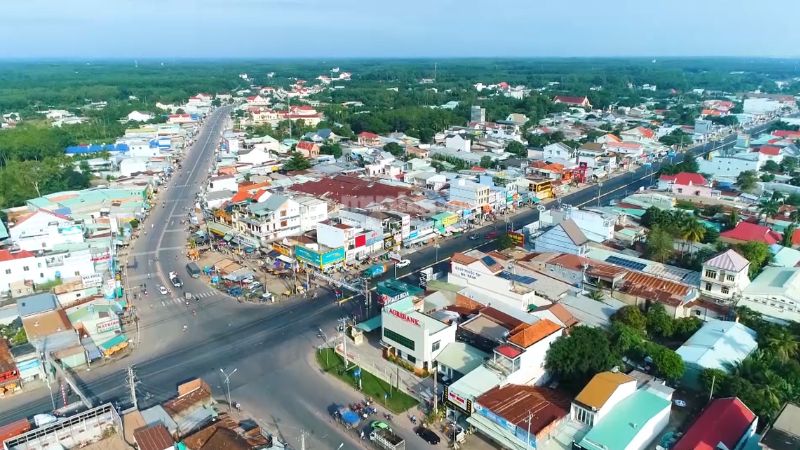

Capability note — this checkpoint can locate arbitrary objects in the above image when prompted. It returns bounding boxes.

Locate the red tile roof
[290,175,411,207]
[495,344,523,358]
[659,172,707,186]
[297,141,317,151]
[553,96,589,105]
[508,319,562,348]
[636,127,655,139]
[759,146,781,156]
[674,398,756,450]
[773,130,800,139]
[475,385,570,436]
[720,222,781,245]
[358,131,380,139]
[0,249,35,263]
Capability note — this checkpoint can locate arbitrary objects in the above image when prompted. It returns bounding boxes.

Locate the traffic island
[316,348,418,413]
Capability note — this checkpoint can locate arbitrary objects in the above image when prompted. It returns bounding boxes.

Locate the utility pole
[220,368,238,412]
[127,366,138,411]
[364,278,371,316]
[432,370,438,414]
[299,430,306,450]
[339,317,349,370]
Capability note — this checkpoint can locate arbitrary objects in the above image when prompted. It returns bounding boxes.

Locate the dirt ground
[193,247,297,298]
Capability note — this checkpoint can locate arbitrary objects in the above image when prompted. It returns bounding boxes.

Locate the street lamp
[596,182,603,207]
[219,368,237,412]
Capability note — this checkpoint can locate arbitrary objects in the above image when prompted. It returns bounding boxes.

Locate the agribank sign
[387,308,420,326]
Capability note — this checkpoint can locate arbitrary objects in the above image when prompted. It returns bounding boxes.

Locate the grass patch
[316,348,418,413]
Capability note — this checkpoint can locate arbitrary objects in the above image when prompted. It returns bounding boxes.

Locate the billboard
[294,245,345,268]
[508,231,525,247]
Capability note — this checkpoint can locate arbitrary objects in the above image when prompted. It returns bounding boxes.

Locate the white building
[542,142,574,160]
[208,175,238,193]
[449,252,547,311]
[449,179,490,209]
[9,210,85,252]
[741,266,800,324]
[533,219,588,255]
[700,249,751,301]
[126,111,153,122]
[743,97,783,116]
[571,371,637,426]
[232,194,301,243]
[381,299,457,371]
[0,246,97,295]
[297,196,329,232]
[696,151,763,182]
[445,134,471,153]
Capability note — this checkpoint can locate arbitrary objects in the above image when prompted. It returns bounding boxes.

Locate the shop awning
[266,250,281,258]
[466,415,527,450]
[223,234,234,242]
[99,334,129,356]
[277,255,295,264]
[357,315,382,332]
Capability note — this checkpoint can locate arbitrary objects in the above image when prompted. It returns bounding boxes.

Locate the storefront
[294,245,346,271]
[380,297,457,372]
[432,212,460,235]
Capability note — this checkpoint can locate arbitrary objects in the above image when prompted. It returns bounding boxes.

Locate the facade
[676,320,758,389]
[380,297,457,371]
[296,196,328,232]
[449,179,490,209]
[0,246,97,295]
[231,194,301,244]
[542,142,574,161]
[448,252,545,311]
[445,134,472,152]
[658,172,716,198]
[697,151,763,181]
[700,249,751,301]
[570,371,637,427]
[8,210,84,251]
[740,267,800,323]
[760,402,800,450]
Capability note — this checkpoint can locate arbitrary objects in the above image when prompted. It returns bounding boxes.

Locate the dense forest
[1,58,799,209]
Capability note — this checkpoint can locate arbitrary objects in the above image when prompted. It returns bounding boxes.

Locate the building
[533,219,588,255]
[134,423,175,450]
[358,131,382,147]
[470,106,486,123]
[231,194,301,244]
[449,179,490,209]
[449,252,546,311]
[576,385,672,450]
[296,141,320,158]
[697,151,763,182]
[740,266,800,323]
[8,210,84,251]
[380,296,457,372]
[434,342,488,382]
[675,320,758,389]
[700,249,751,301]
[620,126,655,143]
[445,134,472,152]
[127,111,153,122]
[542,142,574,161]
[673,397,757,450]
[760,402,800,450]
[3,403,122,450]
[720,222,782,246]
[658,172,717,198]
[570,371,637,426]
[296,196,328,232]
[553,96,592,108]
[468,385,571,450]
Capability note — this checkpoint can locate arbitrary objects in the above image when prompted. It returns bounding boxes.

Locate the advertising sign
[294,245,345,268]
[444,386,473,415]
[272,242,292,256]
[320,247,345,267]
[387,308,420,326]
[96,318,120,333]
[508,231,525,247]
[441,213,458,227]
[82,273,103,288]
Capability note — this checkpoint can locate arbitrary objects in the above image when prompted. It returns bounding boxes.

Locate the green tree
[612,306,647,333]
[780,156,798,174]
[282,152,312,171]
[765,327,799,363]
[758,199,780,224]
[646,304,674,338]
[496,233,516,249]
[737,241,772,278]
[785,192,800,207]
[724,209,740,230]
[545,326,617,388]
[702,226,720,244]
[649,347,685,382]
[320,143,343,158]
[479,155,493,169]
[383,142,404,157]
[736,170,759,192]
[782,224,797,248]
[505,141,527,157]
[681,219,706,253]
[587,290,605,302]
[645,225,674,263]
[672,317,703,341]
[762,160,780,173]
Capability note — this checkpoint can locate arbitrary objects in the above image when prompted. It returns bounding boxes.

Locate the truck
[169,271,183,288]
[186,262,202,278]
[362,263,388,279]
[370,428,405,450]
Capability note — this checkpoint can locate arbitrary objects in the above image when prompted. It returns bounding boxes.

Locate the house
[468,385,570,450]
[232,194,301,243]
[542,142,574,161]
[449,179,490,209]
[700,249,751,301]
[620,126,655,142]
[533,219,588,255]
[576,385,672,450]
[133,423,175,450]
[126,111,153,122]
[8,209,84,251]
[760,402,800,450]
[296,141,320,158]
[357,131,382,147]
[208,175,238,193]
[553,96,592,108]
[740,266,800,323]
[657,172,716,198]
[674,397,757,450]
[434,342,488,382]
[720,222,782,246]
[570,371,637,426]
[445,134,472,153]
[505,113,528,126]
[676,320,758,389]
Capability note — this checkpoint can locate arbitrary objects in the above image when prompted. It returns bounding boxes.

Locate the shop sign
[384,236,396,250]
[441,214,458,227]
[96,318,120,333]
[453,264,482,281]
[508,231,525,247]
[294,245,322,267]
[321,247,345,267]
[444,386,473,414]
[387,308,420,326]
[272,243,291,256]
[82,273,103,288]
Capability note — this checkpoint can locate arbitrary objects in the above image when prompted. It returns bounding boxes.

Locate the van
[186,262,202,278]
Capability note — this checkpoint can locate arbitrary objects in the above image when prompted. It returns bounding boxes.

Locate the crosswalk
[151,289,221,307]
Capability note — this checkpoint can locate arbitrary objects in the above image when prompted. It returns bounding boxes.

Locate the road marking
[129,246,184,256]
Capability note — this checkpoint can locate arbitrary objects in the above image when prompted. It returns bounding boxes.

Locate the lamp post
[219,368,237,412]
[596,182,603,207]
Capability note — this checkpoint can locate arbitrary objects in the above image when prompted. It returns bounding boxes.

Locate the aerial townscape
[1,3,800,450]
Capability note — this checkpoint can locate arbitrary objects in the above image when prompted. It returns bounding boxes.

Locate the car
[396,259,411,268]
[371,420,391,431]
[485,231,498,240]
[416,426,440,445]
[469,234,479,241]
[171,276,183,288]
[158,285,168,295]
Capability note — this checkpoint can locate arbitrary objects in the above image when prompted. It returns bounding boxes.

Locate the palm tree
[725,209,740,230]
[681,219,706,254]
[771,191,785,204]
[587,290,605,301]
[758,199,780,224]
[790,209,800,224]
[782,224,797,248]
[766,328,799,363]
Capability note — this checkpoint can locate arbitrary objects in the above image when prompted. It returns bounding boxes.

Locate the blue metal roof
[65,143,128,154]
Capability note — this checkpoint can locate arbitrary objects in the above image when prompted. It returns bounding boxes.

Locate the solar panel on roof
[605,255,647,271]
[481,255,498,267]
[499,271,537,285]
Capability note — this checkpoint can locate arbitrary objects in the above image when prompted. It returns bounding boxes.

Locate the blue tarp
[340,409,360,426]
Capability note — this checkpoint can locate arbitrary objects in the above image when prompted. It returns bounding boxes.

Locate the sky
[3,0,800,59]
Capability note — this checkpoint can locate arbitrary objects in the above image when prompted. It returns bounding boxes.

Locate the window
[281,210,287,217]
[726,274,735,282]
[4,269,10,275]
[432,340,441,352]
[704,270,717,279]
[74,271,80,276]
[705,282,712,291]
[39,273,44,278]
[23,266,30,271]
[384,328,415,351]
[721,287,729,295]
[407,354,416,364]
[280,220,287,228]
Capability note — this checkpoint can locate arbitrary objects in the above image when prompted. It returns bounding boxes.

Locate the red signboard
[387,308,420,326]
[354,234,366,248]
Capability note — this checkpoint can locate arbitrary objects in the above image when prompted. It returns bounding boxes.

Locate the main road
[0,116,776,449]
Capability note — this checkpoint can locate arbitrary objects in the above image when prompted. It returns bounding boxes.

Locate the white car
[159,285,169,295]
[396,259,411,268]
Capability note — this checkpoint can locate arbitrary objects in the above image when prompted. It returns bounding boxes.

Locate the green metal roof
[357,315,382,332]
[99,334,128,350]
[578,389,670,450]
[435,342,488,374]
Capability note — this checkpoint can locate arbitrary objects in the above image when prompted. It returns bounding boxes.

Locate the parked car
[485,231,498,240]
[158,285,168,295]
[415,426,440,445]
[396,259,411,268]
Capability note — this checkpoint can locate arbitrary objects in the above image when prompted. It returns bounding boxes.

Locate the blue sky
[3,0,799,58]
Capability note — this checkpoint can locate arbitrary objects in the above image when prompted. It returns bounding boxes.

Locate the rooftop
[434,342,489,375]
[674,397,756,450]
[760,402,800,450]
[578,388,671,450]
[21,309,72,339]
[574,371,636,410]
[507,319,562,349]
[16,293,58,318]
[704,249,750,272]
[475,385,571,435]
[720,222,782,245]
[290,175,411,207]
[133,423,174,450]
[676,320,757,371]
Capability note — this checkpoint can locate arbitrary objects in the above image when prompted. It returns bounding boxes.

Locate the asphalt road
[0,118,776,449]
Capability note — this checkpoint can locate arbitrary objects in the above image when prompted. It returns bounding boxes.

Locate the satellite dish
[537,205,546,212]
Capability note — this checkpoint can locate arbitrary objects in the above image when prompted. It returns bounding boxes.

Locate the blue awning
[357,315,382,332]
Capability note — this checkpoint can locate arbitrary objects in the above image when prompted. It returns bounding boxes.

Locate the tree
[646,304,674,339]
[724,209,740,230]
[505,141,527,157]
[681,219,706,253]
[320,143,342,158]
[763,160,780,173]
[479,155,493,169]
[737,241,772,278]
[645,225,674,263]
[782,224,797,248]
[612,306,647,332]
[496,233,516,249]
[785,192,800,207]
[765,327,799,363]
[736,170,759,192]
[702,226,719,244]
[758,199,780,224]
[672,317,703,341]
[587,290,605,302]
[282,152,311,171]
[545,326,617,387]
[383,142,404,157]
[649,347,685,382]
[780,156,798,174]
